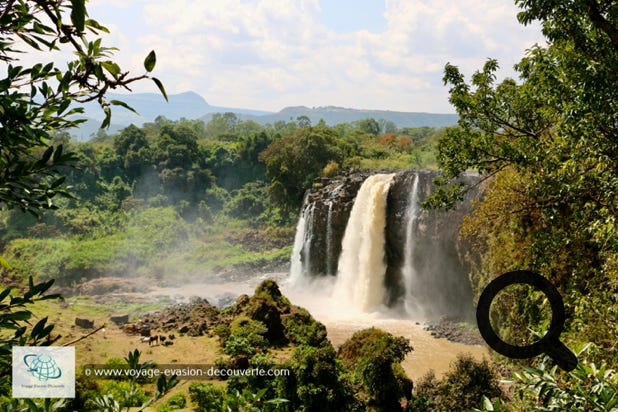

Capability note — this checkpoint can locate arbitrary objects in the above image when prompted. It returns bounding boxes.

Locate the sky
[86,0,545,114]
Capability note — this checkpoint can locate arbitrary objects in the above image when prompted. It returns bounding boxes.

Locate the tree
[0,0,165,406]
[337,328,413,411]
[356,118,380,135]
[428,0,617,364]
[0,0,166,216]
[296,115,311,128]
[259,127,345,212]
[114,125,151,182]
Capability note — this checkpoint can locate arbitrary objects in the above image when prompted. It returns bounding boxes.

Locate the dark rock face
[297,170,482,320]
[385,170,481,319]
[299,173,371,277]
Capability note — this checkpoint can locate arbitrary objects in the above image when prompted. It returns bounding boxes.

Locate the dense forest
[1,115,440,288]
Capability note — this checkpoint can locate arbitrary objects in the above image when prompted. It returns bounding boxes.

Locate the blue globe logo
[23,353,62,381]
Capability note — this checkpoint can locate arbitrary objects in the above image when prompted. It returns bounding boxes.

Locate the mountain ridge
[72,91,458,140]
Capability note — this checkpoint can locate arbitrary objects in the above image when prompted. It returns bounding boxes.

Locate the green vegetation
[424,0,618,410]
[1,113,443,285]
[430,0,618,364]
[3,0,616,410]
[413,354,504,412]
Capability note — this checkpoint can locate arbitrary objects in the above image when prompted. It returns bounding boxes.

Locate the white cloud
[87,0,545,113]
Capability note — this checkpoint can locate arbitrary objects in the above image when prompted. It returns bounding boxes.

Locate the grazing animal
[140,336,150,343]
[122,323,138,334]
[140,325,151,337]
[168,334,175,341]
[148,335,159,346]
[163,340,173,346]
[159,336,166,344]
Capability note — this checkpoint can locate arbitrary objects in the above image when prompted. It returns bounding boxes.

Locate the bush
[224,318,269,357]
[322,161,340,177]
[279,344,361,411]
[511,348,618,412]
[415,354,504,412]
[338,328,412,411]
[189,382,226,412]
[156,392,187,411]
[282,307,328,347]
[213,323,231,346]
[98,380,149,408]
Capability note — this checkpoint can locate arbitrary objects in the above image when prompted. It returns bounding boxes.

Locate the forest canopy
[429,0,618,366]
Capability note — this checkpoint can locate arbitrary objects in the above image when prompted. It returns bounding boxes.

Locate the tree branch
[62,324,106,346]
[587,0,618,51]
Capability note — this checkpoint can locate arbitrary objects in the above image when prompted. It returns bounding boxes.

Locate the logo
[23,353,62,381]
[12,346,75,398]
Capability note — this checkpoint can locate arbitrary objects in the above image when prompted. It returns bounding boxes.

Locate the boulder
[75,317,94,329]
[110,314,129,325]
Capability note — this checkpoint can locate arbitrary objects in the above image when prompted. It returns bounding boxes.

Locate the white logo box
[12,346,75,398]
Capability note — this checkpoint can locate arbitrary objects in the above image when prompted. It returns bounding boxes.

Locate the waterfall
[289,202,315,285]
[333,174,395,312]
[402,173,421,316]
[326,201,334,276]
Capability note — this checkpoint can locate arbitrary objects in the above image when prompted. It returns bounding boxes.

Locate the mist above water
[287,173,411,321]
[288,171,476,322]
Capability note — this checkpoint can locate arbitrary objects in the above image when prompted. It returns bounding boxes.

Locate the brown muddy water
[143,273,490,381]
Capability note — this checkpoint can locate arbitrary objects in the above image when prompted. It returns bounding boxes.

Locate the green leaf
[101,107,112,129]
[85,19,110,34]
[144,50,156,72]
[110,100,138,114]
[0,257,13,271]
[50,176,66,189]
[4,311,31,322]
[52,145,64,163]
[70,0,87,33]
[0,287,11,302]
[101,61,121,79]
[36,146,54,167]
[152,77,168,101]
[31,317,48,339]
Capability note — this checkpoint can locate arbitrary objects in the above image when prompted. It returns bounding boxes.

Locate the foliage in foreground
[411,354,505,412]
[426,0,618,369]
[475,345,618,412]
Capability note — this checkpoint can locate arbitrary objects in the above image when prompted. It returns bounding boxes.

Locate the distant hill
[72,91,457,140]
[214,105,459,129]
[72,91,272,140]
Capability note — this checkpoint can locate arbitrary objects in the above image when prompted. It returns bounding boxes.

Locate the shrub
[338,328,412,411]
[98,380,149,408]
[224,319,269,357]
[156,392,187,411]
[322,160,340,177]
[189,382,226,412]
[511,349,618,412]
[282,307,328,347]
[416,354,504,412]
[279,344,361,411]
[213,323,231,346]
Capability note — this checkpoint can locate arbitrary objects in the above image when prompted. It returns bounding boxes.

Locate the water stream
[402,173,422,316]
[333,173,395,312]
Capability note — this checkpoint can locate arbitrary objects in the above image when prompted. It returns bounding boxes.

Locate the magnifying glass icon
[476,270,578,371]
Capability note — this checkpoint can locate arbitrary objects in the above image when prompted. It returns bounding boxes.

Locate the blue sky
[86,0,544,114]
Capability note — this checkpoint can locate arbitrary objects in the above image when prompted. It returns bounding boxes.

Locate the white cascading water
[326,200,334,276]
[289,202,314,285]
[333,173,395,312]
[402,173,422,316]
